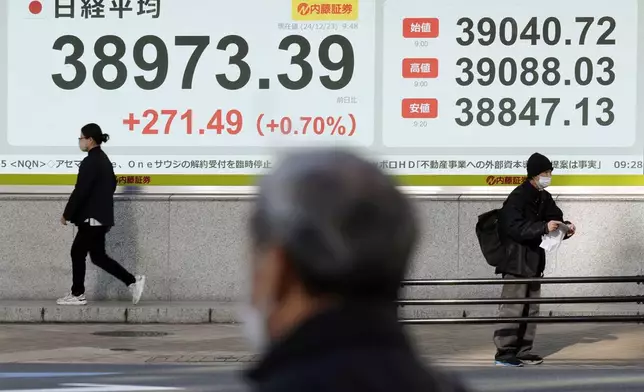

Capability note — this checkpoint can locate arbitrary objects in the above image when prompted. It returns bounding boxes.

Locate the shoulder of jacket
[508,184,526,197]
[503,185,527,206]
[542,190,556,201]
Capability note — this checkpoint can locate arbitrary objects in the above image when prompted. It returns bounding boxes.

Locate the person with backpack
[484,153,576,367]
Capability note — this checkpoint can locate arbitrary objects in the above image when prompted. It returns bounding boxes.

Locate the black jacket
[497,181,567,277]
[245,303,468,392]
[63,147,117,226]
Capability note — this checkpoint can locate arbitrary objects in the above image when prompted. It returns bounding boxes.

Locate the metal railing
[397,275,644,325]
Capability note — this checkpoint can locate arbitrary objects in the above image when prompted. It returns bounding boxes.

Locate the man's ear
[273,247,299,303]
[258,246,297,304]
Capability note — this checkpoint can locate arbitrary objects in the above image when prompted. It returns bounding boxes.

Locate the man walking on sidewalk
[58,123,145,306]
[494,152,576,367]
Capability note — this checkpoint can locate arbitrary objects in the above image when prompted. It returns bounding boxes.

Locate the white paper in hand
[540,224,569,252]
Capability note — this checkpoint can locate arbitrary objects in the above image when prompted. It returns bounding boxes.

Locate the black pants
[493,274,541,359]
[71,223,136,296]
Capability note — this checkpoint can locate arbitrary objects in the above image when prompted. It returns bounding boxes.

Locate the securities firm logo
[292,0,358,21]
[486,176,527,186]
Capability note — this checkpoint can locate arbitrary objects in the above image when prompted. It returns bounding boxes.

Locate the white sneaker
[56,293,87,306]
[129,275,146,305]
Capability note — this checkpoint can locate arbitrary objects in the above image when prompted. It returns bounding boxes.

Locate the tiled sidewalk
[0,322,641,366]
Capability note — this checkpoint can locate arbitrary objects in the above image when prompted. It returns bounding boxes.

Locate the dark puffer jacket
[497,180,569,277]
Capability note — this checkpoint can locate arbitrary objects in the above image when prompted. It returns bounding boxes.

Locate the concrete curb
[0,302,641,324]
[0,302,239,324]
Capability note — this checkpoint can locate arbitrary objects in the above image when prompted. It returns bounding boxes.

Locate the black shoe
[494,356,523,367]
[516,353,544,365]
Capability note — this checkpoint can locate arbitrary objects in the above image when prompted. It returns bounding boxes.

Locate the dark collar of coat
[245,301,411,382]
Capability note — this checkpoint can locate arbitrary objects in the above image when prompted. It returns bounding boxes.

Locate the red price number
[123,109,244,136]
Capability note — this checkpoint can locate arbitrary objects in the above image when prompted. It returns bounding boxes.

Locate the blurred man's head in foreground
[243,148,418,350]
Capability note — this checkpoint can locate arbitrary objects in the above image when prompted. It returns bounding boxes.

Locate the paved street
[0,363,245,392]
[0,323,642,391]
[2,363,644,391]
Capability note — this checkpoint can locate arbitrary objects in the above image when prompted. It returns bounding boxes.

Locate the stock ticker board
[1,0,642,187]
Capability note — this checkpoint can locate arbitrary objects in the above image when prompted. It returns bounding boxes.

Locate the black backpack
[475,209,506,267]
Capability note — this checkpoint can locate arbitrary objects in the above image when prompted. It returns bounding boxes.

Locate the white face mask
[538,176,552,189]
[239,302,271,352]
[79,139,88,152]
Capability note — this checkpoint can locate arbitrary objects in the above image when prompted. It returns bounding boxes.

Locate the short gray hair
[250,149,417,301]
